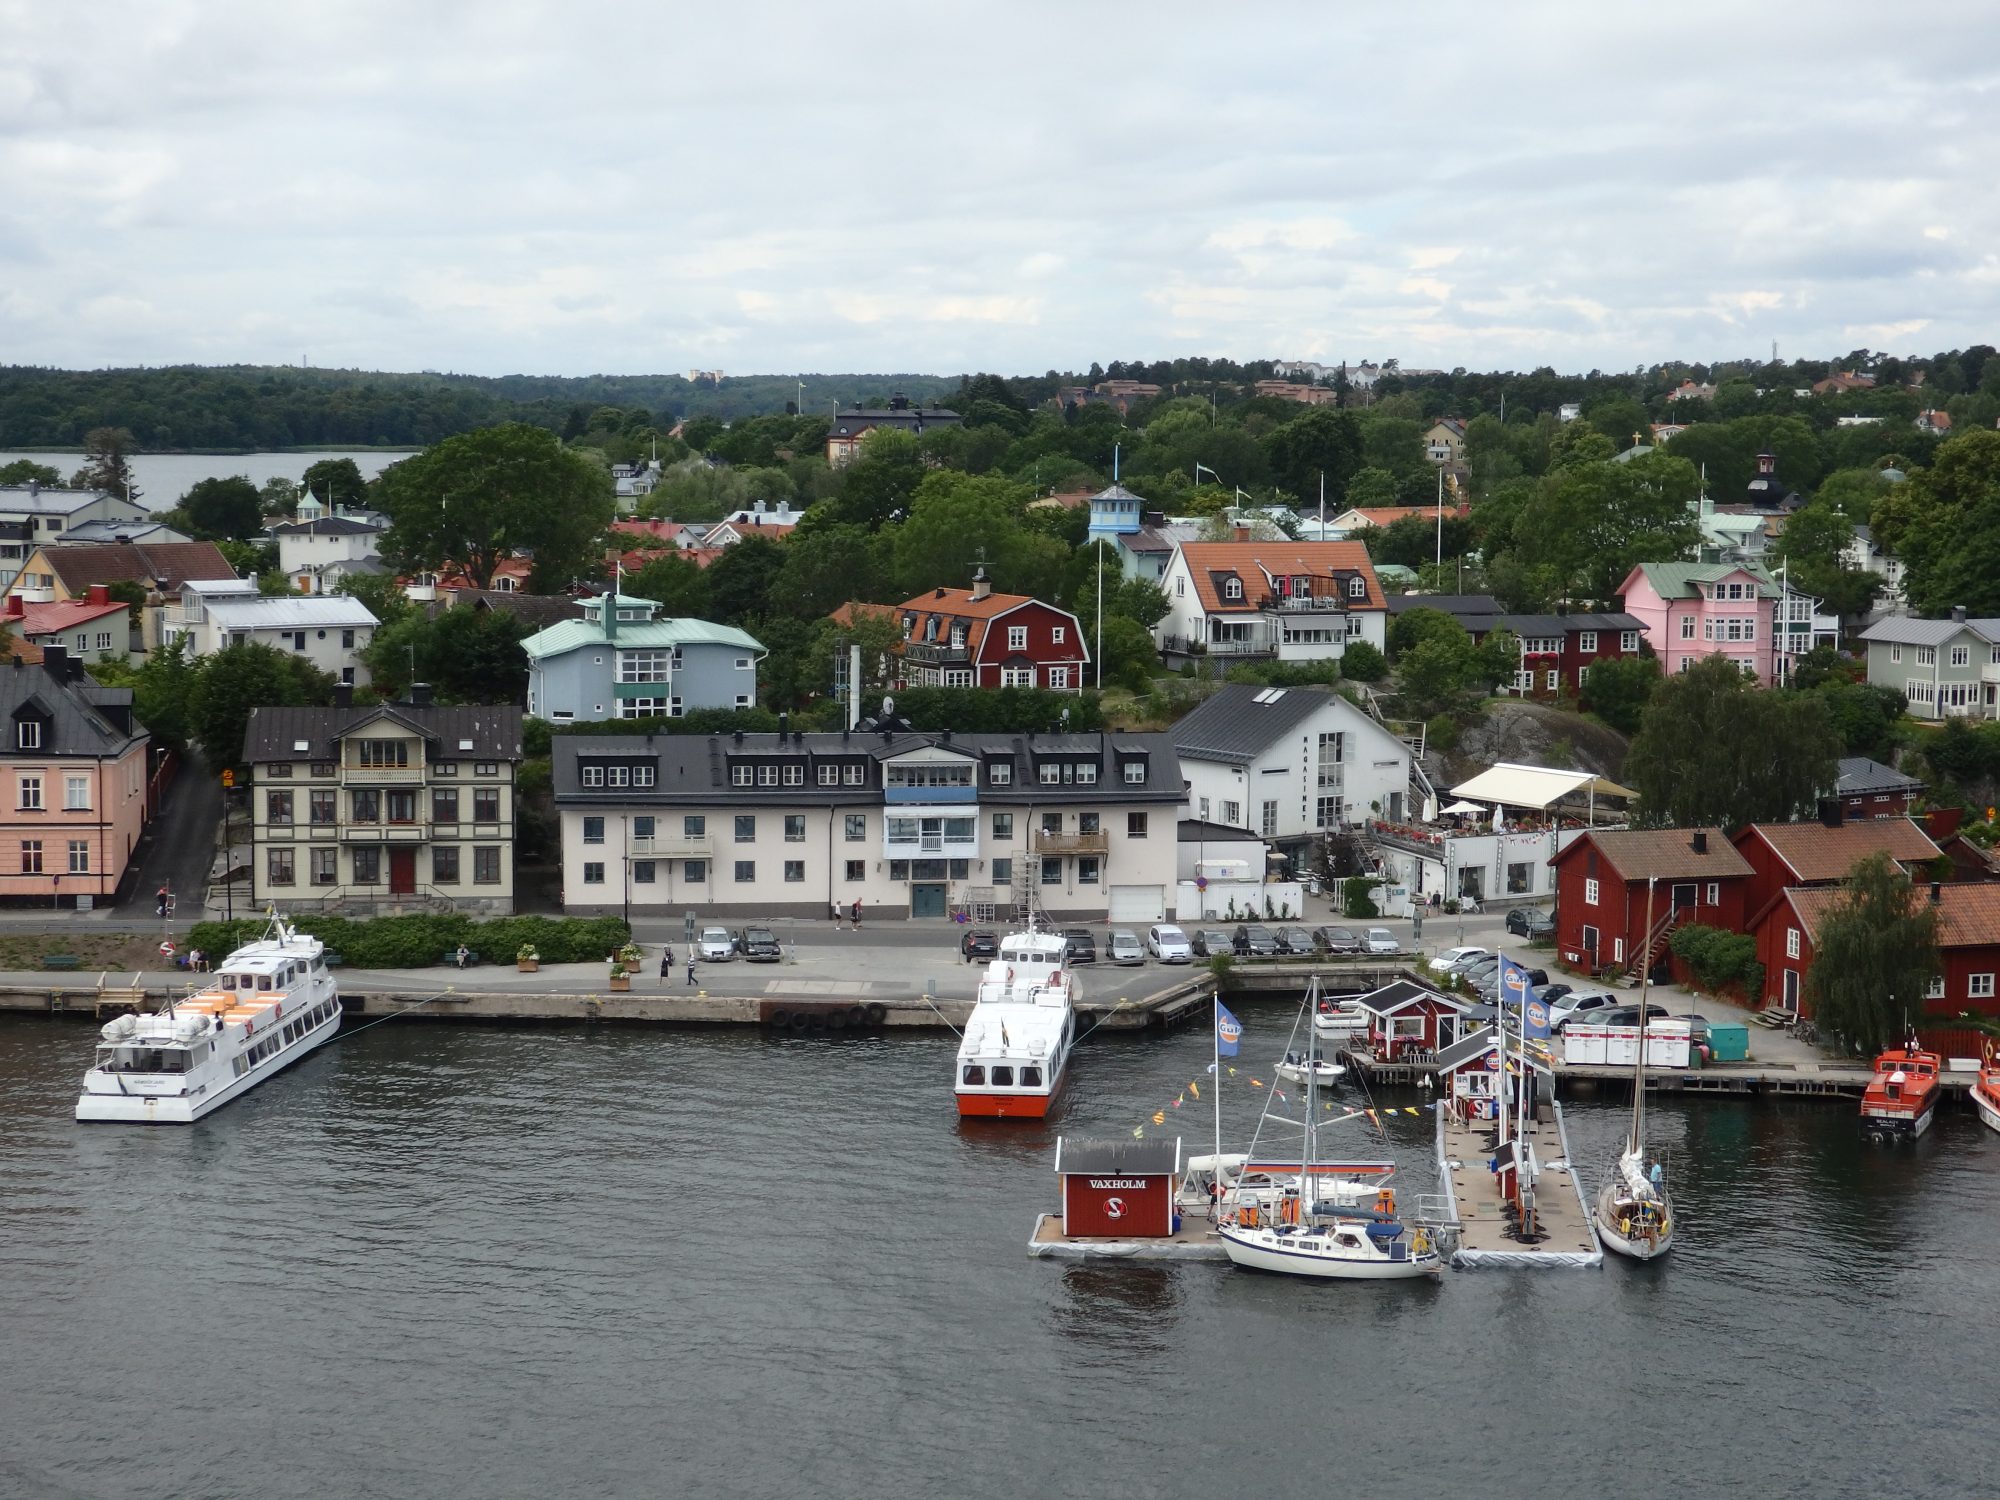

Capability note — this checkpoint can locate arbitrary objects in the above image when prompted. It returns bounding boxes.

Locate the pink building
[1617,562,1778,683]
[0,646,154,908]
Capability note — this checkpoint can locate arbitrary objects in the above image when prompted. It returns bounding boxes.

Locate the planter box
[608,975,631,992]
[517,959,539,973]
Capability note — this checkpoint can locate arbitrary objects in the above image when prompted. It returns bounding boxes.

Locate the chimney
[1952,605,1967,623]
[332,683,354,709]
[41,644,67,681]
[1818,797,1843,829]
[777,711,789,739]
[970,566,992,603]
[1691,830,1708,854]
[1234,525,1251,542]
[87,583,111,606]
[409,683,432,707]
[26,479,38,498]
[1930,882,1942,904]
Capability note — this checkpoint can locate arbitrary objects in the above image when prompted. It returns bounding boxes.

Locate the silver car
[1107,930,1145,965]
[698,926,736,961]
[1146,924,1193,963]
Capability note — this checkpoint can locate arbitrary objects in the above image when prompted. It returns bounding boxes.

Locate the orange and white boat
[1858,1043,1942,1141]
[955,927,1075,1119]
[1972,1046,2000,1136]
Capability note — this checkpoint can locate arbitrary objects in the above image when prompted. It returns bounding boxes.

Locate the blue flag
[1498,956,1536,1011]
[1523,992,1552,1042]
[1216,1001,1243,1058]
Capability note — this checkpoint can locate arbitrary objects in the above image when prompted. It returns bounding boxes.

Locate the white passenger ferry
[955,926,1076,1119]
[75,914,341,1124]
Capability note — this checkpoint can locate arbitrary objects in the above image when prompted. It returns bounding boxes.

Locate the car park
[1146,925,1193,963]
[1107,930,1144,965]
[1062,928,1098,964]
[1233,924,1280,957]
[1310,925,1362,955]
[1506,906,1556,938]
[960,930,999,964]
[698,927,736,961]
[735,926,781,962]
[1274,927,1314,955]
[1429,945,1488,974]
[1550,990,1621,1028]
[1192,928,1233,958]
[1363,927,1400,954]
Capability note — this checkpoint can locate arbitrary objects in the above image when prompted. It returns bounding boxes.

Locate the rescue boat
[955,927,1075,1119]
[1971,1049,2000,1136]
[1858,1044,1942,1141]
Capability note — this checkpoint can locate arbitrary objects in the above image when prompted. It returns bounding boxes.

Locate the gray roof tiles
[242,703,524,763]
[1167,683,1348,765]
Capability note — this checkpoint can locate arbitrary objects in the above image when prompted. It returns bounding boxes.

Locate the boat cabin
[1055,1136,1183,1238]
[1350,979,1473,1061]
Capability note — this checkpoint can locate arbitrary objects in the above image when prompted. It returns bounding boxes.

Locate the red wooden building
[1754,882,2000,1019]
[846,572,1090,693]
[1055,1137,1183,1237]
[1505,612,1648,700]
[1550,828,1752,982]
[1352,979,1473,1061]
[1731,811,1942,922]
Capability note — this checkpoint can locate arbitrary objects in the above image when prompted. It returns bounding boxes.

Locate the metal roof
[521,615,766,660]
[1859,616,2000,646]
[1054,1136,1182,1177]
[242,703,524,763]
[1168,684,1365,765]
[202,595,379,629]
[1835,756,1925,796]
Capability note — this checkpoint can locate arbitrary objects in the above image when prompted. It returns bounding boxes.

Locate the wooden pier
[1433,1105,1603,1269]
[1026,1212,1230,1262]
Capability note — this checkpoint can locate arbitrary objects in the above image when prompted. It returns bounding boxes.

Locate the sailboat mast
[1633,877,1654,1155]
[1212,991,1223,1172]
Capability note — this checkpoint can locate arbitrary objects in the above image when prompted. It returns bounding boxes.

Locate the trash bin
[1708,1023,1750,1062]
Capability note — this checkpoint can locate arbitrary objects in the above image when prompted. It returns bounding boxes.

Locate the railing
[628,835,711,859]
[1259,594,1349,614]
[1032,830,1109,856]
[1626,903,1684,979]
[903,640,970,664]
[1161,633,1276,657]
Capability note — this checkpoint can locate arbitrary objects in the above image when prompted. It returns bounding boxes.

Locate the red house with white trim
[856,572,1091,692]
[1549,828,1752,982]
[1731,812,1942,926]
[1754,882,2000,1019]
[1055,1137,1182,1237]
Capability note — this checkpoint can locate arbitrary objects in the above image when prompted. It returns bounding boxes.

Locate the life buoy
[1049,970,1064,989]
[1006,967,1016,984]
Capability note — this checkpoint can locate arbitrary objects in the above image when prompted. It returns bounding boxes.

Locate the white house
[270,512,386,595]
[0,483,152,594]
[1157,540,1389,666]
[1167,683,1412,858]
[1843,524,1906,617]
[163,578,379,686]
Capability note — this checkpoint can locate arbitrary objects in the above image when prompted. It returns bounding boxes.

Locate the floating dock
[1432,1104,1603,1269]
[1026,1213,1229,1261]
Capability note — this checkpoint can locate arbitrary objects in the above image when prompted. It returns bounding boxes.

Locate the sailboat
[1217,980,1441,1280]
[1595,878,1674,1260]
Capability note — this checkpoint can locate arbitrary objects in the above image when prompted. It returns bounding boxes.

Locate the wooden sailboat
[1596,877,1675,1260]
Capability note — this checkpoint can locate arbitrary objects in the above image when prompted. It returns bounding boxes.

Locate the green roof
[1634,561,1779,600]
[522,615,767,660]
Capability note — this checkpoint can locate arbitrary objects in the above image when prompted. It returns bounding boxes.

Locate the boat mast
[1212,990,1222,1175]
[1632,877,1654,1158]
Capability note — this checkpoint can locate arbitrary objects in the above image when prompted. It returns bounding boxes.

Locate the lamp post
[622,815,632,927]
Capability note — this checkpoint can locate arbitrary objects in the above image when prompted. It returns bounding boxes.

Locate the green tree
[1363,511,1473,569]
[1397,631,1478,717]
[180,475,264,540]
[830,428,925,528]
[637,459,748,524]
[1340,640,1387,682]
[300,456,368,509]
[706,535,789,625]
[365,604,530,703]
[73,426,140,500]
[1880,429,2000,616]
[1343,466,1402,509]
[1262,406,1363,503]
[1390,606,1472,659]
[1512,452,1699,601]
[188,642,335,765]
[1581,654,1661,733]
[775,523,888,617]
[1813,678,1906,759]
[1804,852,1942,1052]
[890,471,1060,598]
[1773,500,1881,624]
[1625,656,1841,828]
[1095,615,1159,689]
[0,459,63,486]
[259,475,301,518]
[624,550,714,619]
[374,423,615,591]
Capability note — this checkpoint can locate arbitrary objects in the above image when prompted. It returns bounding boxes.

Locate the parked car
[1551,991,1623,1029]
[960,930,999,964]
[1310,925,1362,955]
[1537,982,1574,1006]
[1363,927,1400,954]
[735,926,781,962]
[1233,924,1280,957]
[1107,930,1144,965]
[1146,925,1193,963]
[1476,964,1551,1001]
[1062,928,1097,964]
[1429,945,1488,975]
[1506,906,1557,938]
[1274,926,1314,955]
[1602,1003,1671,1027]
[697,927,736,961]
[1192,928,1234,958]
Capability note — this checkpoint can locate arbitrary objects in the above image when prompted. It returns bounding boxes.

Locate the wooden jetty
[1432,1103,1603,1269]
[1026,1213,1229,1262]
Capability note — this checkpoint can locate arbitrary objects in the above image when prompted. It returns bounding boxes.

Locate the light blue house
[522,593,766,723]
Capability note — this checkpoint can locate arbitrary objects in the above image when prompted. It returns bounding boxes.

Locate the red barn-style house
[1754,882,2000,1019]
[1055,1137,1183,1238]
[846,572,1091,692]
[1731,809,1943,921]
[1351,979,1474,1061]
[1550,829,1752,982]
[1504,612,1648,700]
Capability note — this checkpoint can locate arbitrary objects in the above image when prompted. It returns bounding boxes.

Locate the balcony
[629,835,711,860]
[340,762,427,784]
[1161,632,1275,659]
[903,640,970,665]
[1259,593,1349,614]
[1032,829,1109,856]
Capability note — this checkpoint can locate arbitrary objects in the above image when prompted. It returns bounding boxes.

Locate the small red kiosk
[1054,1137,1183,1238]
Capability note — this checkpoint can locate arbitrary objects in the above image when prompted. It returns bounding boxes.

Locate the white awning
[1449,762,1636,811]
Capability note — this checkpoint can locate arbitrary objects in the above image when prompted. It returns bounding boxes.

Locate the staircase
[1622,903,1683,981]
[1351,681,1442,817]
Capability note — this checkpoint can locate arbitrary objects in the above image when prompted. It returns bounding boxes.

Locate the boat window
[991,1066,1015,1086]
[1020,1066,1042,1087]
[220,974,238,990]
[961,1065,985,1085]
[1337,1234,1360,1248]
[258,975,273,991]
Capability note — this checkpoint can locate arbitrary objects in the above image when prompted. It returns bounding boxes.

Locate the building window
[757,765,778,787]
[731,765,752,787]
[1546,670,1560,690]
[583,862,606,885]
[672,860,700,883]
[354,739,410,768]
[1972,974,1996,999]
[350,789,380,823]
[1577,631,1597,653]
[844,763,865,786]
[18,775,42,811]
[633,861,656,884]
[1078,856,1100,885]
[430,788,457,824]
[1261,800,1278,837]
[16,721,40,750]
[387,790,417,824]
[1620,631,1639,652]
[1705,882,1720,905]
[64,775,90,811]
[1128,812,1148,837]
[618,649,671,683]
[20,839,40,874]
[1223,578,1243,601]
[1315,796,1341,829]
[1039,762,1062,786]
[351,847,380,884]
[473,847,500,884]
[1679,616,1695,640]
[1889,645,1902,664]
[1123,761,1145,785]
[734,861,756,883]
[266,789,293,824]
[311,848,337,885]
[989,762,1011,786]
[473,789,500,823]
[584,816,605,845]
[433,846,460,884]
[1041,812,1062,834]
[1584,878,1600,905]
[845,814,866,841]
[845,859,866,882]
[312,761,336,777]
[1785,927,1800,960]
[818,765,839,786]
[267,848,293,886]
[783,764,804,787]
[1008,625,1028,650]
[1040,856,1063,885]
[1221,800,1240,826]
[1048,667,1071,689]
[1002,666,1036,688]
[992,813,1013,839]
[991,857,1012,885]
[1926,975,1945,999]
[889,860,910,881]
[784,815,806,842]
[1952,645,1971,668]
[684,815,706,838]
[735,815,756,843]
[1916,646,1936,666]
[784,860,806,882]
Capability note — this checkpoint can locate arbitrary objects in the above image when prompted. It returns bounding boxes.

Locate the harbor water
[2,1005,1995,1500]
[0,450,406,508]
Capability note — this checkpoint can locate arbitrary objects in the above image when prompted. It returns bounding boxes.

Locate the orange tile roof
[1783,882,2000,949]
[1343,505,1470,529]
[1176,541,1386,616]
[1738,819,1942,882]
[1567,827,1752,880]
[887,587,1084,663]
[828,600,897,630]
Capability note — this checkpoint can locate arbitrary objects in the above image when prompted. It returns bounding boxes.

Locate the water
[2,1002,1995,1500]
[0,450,407,509]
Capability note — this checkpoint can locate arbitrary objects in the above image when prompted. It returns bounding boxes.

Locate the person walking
[659,946,672,985]
[685,952,697,986]
[851,897,863,930]
[832,899,844,931]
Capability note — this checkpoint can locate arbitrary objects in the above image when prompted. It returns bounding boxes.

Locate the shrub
[188,914,631,969]
[1667,923,1762,994]
[1342,876,1381,919]
[1425,713,1460,752]
[1340,641,1387,682]
[1208,951,1234,983]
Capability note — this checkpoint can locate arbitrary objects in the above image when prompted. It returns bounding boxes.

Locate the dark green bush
[187,913,631,968]
[1342,876,1381,919]
[1667,923,1762,995]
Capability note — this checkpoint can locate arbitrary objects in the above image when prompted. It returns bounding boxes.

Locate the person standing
[685,952,696,986]
[851,896,863,930]
[832,899,843,931]
[659,946,672,986]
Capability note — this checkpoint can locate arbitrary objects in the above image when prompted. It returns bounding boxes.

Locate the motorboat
[1312,996,1368,1042]
[75,913,340,1124]
[1859,1044,1942,1140]
[1972,1051,2000,1135]
[955,926,1076,1119]
[1276,1050,1346,1087]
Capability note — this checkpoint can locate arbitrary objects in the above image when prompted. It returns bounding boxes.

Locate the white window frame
[1584,877,1599,906]
[1785,927,1800,960]
[1007,625,1028,650]
[1972,973,1996,999]
[1577,631,1597,653]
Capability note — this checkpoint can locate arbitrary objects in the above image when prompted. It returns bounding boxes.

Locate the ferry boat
[955,927,1076,1119]
[75,914,340,1124]
[1858,1044,1942,1141]
[1973,1051,2000,1136]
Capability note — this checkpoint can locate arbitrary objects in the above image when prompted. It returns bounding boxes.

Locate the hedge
[187,914,632,969]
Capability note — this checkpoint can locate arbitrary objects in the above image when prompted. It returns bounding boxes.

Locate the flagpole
[1212,991,1222,1174]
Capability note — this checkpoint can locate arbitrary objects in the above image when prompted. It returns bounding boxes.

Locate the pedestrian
[851,897,863,930]
[454,943,470,969]
[685,954,696,986]
[659,946,672,984]
[832,899,843,931]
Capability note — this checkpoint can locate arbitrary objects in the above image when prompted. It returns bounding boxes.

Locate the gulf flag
[1498,955,1537,1012]
[1216,1001,1244,1058]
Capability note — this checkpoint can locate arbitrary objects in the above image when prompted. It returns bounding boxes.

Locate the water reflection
[1052,1265,1184,1356]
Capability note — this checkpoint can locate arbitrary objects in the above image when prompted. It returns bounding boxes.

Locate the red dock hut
[1055,1137,1183,1238]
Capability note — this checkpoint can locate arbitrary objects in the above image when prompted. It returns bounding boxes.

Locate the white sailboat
[1595,878,1675,1260]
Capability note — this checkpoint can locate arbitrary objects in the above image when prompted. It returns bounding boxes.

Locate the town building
[1842,525,1907,617]
[1350,979,1474,1060]
[551,726,1185,922]
[1754,881,2000,1020]
[269,511,386,595]
[1667,380,1717,403]
[1157,540,1388,665]
[1549,827,1752,983]
[825,397,963,466]
[521,592,766,723]
[0,483,152,593]
[1731,811,1943,927]
[1915,409,1953,437]
[1423,419,1466,466]
[162,578,379,686]
[1834,756,1925,820]
[1382,594,1645,700]
[1167,684,1412,855]
[6,538,238,660]
[874,573,1090,692]
[1858,611,2000,721]
[1742,451,1804,511]
[0,646,153,910]
[1251,379,1338,405]
[1176,818,1279,920]
[3,588,134,665]
[704,501,800,546]
[1812,370,1877,396]
[1617,561,1783,683]
[242,690,525,914]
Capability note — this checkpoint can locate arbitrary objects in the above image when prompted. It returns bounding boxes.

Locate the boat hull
[956,1088,1056,1120]
[1859,1101,1935,1140]
[1595,1183,1673,1261]
[1217,1223,1441,1280]
[1975,1084,2000,1135]
[76,1010,338,1125]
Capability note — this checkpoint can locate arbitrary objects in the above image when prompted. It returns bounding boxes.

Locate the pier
[1430,1104,1603,1269]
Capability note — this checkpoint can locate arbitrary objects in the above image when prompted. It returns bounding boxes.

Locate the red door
[388,847,417,896]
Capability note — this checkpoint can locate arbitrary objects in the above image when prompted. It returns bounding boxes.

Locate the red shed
[1056,1137,1183,1238]
[1549,827,1751,984]
[1351,979,1473,1061]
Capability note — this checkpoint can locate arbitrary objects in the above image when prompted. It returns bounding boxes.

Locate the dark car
[1603,1003,1671,1027]
[960,930,998,964]
[1537,982,1574,1006]
[735,926,782,962]
[1506,906,1557,938]
[1274,926,1314,955]
[1233,924,1280,957]
[1192,928,1233,957]
[1476,964,1551,1000]
[1310,925,1362,955]
[1062,928,1098,964]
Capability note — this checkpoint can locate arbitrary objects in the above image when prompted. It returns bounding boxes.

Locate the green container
[1708,1023,1750,1062]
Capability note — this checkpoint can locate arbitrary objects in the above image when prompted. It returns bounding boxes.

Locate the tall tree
[187,642,335,765]
[1804,852,1942,1053]
[374,423,615,590]
[180,475,264,540]
[1262,406,1364,504]
[1512,452,1699,602]
[364,604,529,703]
[705,535,789,625]
[1624,655,1840,828]
[74,426,140,500]
[300,456,368,510]
[0,459,63,487]
[624,550,714,619]
[1877,429,2000,616]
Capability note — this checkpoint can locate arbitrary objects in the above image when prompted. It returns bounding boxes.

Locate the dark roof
[1501,611,1645,636]
[1558,828,1752,880]
[1055,1137,1183,1177]
[268,516,383,536]
[1385,593,1503,617]
[1434,1025,1552,1074]
[1178,818,1263,842]
[0,658,146,758]
[423,590,586,630]
[1836,756,1924,797]
[242,703,524,763]
[40,541,239,595]
[552,729,1184,806]
[1351,979,1470,1018]
[1168,684,1353,766]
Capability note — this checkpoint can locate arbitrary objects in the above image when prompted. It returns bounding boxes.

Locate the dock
[1026,1212,1230,1261]
[1432,1103,1603,1269]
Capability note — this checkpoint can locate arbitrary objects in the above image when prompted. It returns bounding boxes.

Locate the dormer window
[1223,578,1243,601]
[1347,577,1365,599]
[17,720,40,750]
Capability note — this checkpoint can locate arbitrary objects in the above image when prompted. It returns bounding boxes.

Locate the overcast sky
[4,2,1996,379]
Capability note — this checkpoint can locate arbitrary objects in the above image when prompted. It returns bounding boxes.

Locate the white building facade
[164,578,378,685]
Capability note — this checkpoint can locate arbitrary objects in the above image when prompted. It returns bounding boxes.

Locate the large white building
[553,726,1186,922]
[1167,683,1413,859]
[1157,540,1389,666]
[163,578,379,685]
[270,512,386,595]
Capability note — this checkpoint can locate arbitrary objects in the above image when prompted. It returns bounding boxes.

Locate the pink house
[1617,562,1778,683]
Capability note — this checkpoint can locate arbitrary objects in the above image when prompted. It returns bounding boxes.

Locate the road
[119,752,223,920]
